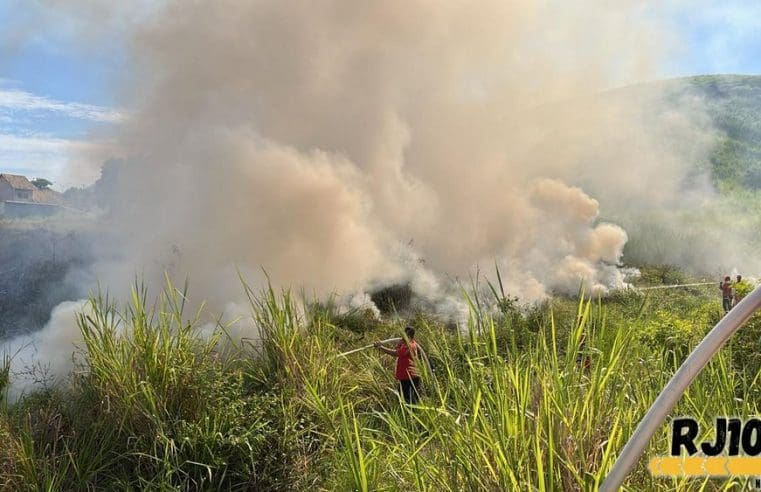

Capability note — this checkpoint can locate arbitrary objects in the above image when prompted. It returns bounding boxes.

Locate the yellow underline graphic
[649,456,761,476]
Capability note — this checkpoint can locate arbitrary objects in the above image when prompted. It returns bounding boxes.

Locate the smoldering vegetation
[3,2,761,489]
[1,274,760,490]
[0,220,95,337]
[3,4,760,323]
[2,73,761,341]
[5,2,755,328]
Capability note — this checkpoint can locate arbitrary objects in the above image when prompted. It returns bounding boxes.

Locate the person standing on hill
[734,274,752,307]
[375,326,422,405]
[720,276,734,314]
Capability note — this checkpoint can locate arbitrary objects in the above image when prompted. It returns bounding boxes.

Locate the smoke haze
[90,1,686,301]
[4,1,750,396]
[4,300,90,401]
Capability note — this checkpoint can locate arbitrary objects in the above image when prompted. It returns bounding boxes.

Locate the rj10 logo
[649,417,761,478]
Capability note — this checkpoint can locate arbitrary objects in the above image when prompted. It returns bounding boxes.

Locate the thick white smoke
[3,300,90,401]
[94,1,674,302]
[4,1,734,397]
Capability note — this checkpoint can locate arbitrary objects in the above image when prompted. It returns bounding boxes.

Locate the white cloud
[0,83,124,189]
[0,133,96,157]
[0,88,124,123]
[0,133,107,189]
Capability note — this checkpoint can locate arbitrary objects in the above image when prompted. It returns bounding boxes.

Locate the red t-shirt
[395,340,419,381]
[721,282,733,298]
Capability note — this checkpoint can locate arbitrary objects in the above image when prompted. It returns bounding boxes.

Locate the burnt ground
[0,220,96,337]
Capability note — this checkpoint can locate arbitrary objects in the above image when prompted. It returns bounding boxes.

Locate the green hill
[592,75,761,273]
[694,75,761,189]
[617,74,761,191]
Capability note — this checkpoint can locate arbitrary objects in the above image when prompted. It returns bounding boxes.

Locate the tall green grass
[1,277,760,490]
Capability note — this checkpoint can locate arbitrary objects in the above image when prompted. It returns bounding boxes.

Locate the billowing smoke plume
[84,1,683,304]
[3,1,733,396]
[3,300,90,401]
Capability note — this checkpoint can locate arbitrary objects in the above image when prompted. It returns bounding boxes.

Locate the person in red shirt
[720,276,734,314]
[375,326,422,404]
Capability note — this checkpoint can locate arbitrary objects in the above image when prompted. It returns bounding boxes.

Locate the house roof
[0,173,37,191]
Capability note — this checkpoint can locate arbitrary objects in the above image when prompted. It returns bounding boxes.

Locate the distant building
[0,173,36,202]
[0,173,62,218]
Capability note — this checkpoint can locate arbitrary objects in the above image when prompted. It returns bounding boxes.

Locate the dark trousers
[399,377,421,404]
[723,297,733,313]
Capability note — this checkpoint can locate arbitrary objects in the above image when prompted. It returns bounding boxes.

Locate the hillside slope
[617,74,761,190]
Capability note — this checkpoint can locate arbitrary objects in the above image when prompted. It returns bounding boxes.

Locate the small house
[0,174,36,202]
[0,173,62,218]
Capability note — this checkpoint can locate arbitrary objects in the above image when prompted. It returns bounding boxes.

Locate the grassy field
[2,271,760,490]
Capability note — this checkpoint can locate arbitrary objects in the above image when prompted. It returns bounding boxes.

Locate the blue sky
[1,2,761,190]
[660,2,761,78]
[0,0,129,189]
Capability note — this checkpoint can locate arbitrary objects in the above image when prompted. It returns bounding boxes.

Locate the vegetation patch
[2,274,759,490]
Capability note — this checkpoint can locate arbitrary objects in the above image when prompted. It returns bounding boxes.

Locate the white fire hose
[634,282,714,291]
[337,337,433,376]
[337,337,402,357]
[600,285,761,491]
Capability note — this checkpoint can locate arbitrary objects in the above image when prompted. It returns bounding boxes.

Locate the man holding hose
[375,326,422,405]
[720,276,734,314]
